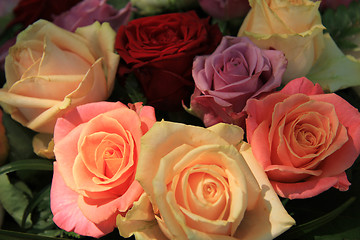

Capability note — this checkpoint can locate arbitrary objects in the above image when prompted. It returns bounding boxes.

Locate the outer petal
[234,143,295,239]
[280,77,324,95]
[271,176,340,199]
[50,163,116,237]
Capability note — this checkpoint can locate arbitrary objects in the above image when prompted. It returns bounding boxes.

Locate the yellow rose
[0,20,119,133]
[238,0,325,82]
[117,122,295,240]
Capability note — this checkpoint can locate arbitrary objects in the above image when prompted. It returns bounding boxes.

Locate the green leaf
[0,229,69,240]
[106,0,130,9]
[0,175,32,228]
[314,226,360,240]
[21,185,51,229]
[277,197,356,239]
[322,1,360,50]
[306,33,360,92]
[2,113,37,162]
[125,74,148,104]
[0,159,53,175]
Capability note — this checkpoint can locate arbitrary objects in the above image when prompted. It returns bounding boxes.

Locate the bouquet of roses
[0,0,359,239]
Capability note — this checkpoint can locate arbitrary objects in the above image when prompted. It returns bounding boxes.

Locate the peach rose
[117,121,295,239]
[50,101,156,237]
[0,19,119,133]
[245,77,360,199]
[238,0,325,82]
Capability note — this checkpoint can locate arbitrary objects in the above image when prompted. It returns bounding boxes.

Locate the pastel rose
[238,0,325,82]
[119,121,295,239]
[53,0,133,32]
[50,101,156,237]
[188,36,287,128]
[245,77,360,199]
[198,0,250,20]
[0,0,19,18]
[0,20,119,133]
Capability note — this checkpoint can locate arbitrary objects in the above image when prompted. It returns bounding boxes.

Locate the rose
[7,0,81,29]
[238,0,325,82]
[115,11,222,110]
[53,0,133,32]
[130,0,198,15]
[198,0,250,20]
[0,0,131,71]
[118,121,295,239]
[187,36,287,128]
[0,20,119,133]
[0,0,19,17]
[245,77,360,199]
[50,101,156,238]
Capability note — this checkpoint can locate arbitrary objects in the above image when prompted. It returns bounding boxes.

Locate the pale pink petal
[280,77,324,95]
[54,101,127,142]
[271,176,340,199]
[78,180,143,223]
[51,163,116,237]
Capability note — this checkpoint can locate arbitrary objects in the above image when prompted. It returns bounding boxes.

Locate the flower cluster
[0,0,359,240]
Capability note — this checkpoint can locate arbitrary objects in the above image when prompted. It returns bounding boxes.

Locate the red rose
[115,11,222,110]
[8,0,81,29]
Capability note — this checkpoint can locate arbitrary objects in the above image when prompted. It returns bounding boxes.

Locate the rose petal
[51,163,115,237]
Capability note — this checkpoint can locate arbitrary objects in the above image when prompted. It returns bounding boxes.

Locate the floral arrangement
[0,0,359,240]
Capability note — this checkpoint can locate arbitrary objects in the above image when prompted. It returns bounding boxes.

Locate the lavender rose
[187,36,287,128]
[53,0,133,32]
[198,0,250,20]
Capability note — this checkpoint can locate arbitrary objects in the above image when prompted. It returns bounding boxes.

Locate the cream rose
[117,121,295,240]
[238,0,325,82]
[0,19,119,133]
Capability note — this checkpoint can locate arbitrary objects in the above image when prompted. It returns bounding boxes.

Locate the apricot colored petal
[207,123,244,148]
[117,193,167,239]
[311,94,360,176]
[265,165,322,183]
[271,176,339,199]
[38,38,90,75]
[128,103,156,134]
[78,180,143,224]
[9,75,83,101]
[235,143,295,239]
[245,93,288,140]
[249,121,272,168]
[51,163,115,238]
[75,21,119,91]
[32,133,54,159]
[65,58,108,101]
[54,122,84,189]
[54,101,127,143]
[136,121,231,203]
[16,20,95,63]
[280,77,324,95]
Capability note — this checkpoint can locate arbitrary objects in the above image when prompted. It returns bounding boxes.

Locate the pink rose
[245,77,360,199]
[188,36,287,128]
[53,0,133,32]
[50,101,156,237]
[198,0,250,20]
